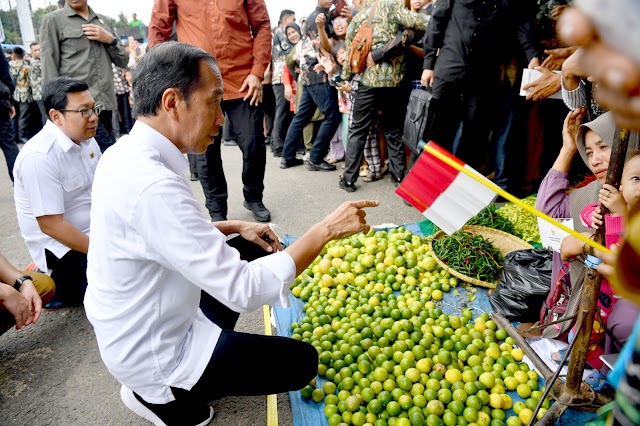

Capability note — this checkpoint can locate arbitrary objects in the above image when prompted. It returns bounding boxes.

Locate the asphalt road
[0,141,424,426]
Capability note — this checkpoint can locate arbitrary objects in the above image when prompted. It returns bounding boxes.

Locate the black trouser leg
[117,94,133,134]
[429,78,463,153]
[272,84,292,155]
[0,110,18,181]
[263,84,275,145]
[455,84,498,171]
[36,99,48,126]
[17,101,31,144]
[136,235,317,425]
[224,99,266,203]
[95,110,116,152]
[187,154,198,177]
[379,87,408,181]
[343,86,379,183]
[45,249,87,304]
[195,133,227,220]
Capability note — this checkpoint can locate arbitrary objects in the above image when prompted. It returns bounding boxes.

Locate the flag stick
[420,142,612,255]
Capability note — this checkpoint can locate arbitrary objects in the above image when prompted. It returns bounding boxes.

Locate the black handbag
[401,87,434,155]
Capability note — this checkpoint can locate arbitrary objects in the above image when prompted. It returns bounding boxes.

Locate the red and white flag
[396,142,496,235]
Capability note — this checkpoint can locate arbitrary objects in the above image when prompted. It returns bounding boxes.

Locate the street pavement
[0,141,424,425]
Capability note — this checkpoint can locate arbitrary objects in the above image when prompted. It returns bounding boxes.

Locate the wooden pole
[564,129,630,394]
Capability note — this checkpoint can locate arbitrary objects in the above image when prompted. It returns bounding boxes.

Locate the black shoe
[190,173,198,181]
[339,177,356,192]
[243,201,271,222]
[122,385,214,426]
[222,139,237,146]
[210,213,227,222]
[273,151,283,158]
[391,175,403,188]
[307,160,337,171]
[297,150,306,156]
[280,158,304,169]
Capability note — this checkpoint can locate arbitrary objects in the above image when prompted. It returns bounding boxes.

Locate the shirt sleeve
[40,15,61,82]
[131,177,296,313]
[246,0,272,79]
[423,0,452,71]
[535,168,571,219]
[148,0,176,48]
[390,1,429,31]
[16,153,65,218]
[561,78,587,110]
[103,18,129,69]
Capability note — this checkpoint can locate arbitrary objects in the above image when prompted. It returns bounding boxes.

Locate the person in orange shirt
[149,0,274,223]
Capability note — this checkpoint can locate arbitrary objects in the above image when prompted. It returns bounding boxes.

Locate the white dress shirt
[13,120,101,271]
[84,122,296,404]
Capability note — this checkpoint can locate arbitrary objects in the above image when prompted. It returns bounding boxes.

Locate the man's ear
[50,109,63,126]
[161,88,183,119]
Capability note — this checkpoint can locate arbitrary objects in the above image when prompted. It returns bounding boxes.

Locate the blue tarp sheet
[274,223,598,426]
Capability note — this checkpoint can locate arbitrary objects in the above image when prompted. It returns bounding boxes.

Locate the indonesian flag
[396,142,497,235]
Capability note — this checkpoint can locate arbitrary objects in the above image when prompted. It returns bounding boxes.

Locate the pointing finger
[350,200,380,209]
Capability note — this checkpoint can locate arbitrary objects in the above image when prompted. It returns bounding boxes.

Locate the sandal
[359,165,369,177]
[362,173,382,182]
[584,371,613,393]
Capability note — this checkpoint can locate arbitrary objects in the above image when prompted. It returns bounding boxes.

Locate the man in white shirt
[85,41,379,426]
[13,77,102,308]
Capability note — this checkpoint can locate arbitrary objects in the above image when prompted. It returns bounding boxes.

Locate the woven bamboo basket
[428,225,534,289]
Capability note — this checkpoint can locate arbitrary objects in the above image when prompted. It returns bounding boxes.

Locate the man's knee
[26,271,56,305]
[291,341,318,388]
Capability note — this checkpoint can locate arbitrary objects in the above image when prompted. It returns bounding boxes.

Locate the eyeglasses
[58,105,103,119]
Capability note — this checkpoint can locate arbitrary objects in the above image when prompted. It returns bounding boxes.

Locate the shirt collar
[45,121,82,152]
[64,3,97,21]
[129,121,189,177]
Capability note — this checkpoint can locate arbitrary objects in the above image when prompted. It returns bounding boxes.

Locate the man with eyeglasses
[13,77,101,309]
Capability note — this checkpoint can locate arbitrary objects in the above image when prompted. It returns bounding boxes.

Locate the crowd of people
[0,0,639,425]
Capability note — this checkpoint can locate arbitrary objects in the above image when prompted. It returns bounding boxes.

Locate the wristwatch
[109,37,118,47]
[13,275,32,291]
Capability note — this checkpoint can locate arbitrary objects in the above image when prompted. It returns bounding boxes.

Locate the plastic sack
[490,249,552,322]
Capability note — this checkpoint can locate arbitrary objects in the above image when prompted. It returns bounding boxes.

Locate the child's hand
[591,206,603,229]
[336,82,352,93]
[599,184,627,215]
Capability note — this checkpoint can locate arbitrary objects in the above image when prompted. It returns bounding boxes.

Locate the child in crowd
[562,150,640,377]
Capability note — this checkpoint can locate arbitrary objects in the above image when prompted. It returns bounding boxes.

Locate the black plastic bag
[490,249,553,322]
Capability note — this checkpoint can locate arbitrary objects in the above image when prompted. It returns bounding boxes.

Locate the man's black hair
[42,77,90,120]
[12,47,24,57]
[30,42,40,49]
[132,41,218,118]
[279,9,295,25]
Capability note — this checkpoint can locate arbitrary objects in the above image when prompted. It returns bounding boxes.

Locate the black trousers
[45,249,87,304]
[95,110,116,152]
[271,84,293,155]
[134,236,318,425]
[428,77,498,171]
[344,85,407,183]
[195,98,266,220]
[0,109,18,181]
[35,100,48,126]
[263,84,275,145]
[116,94,133,135]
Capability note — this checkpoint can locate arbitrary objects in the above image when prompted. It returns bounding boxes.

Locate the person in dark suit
[0,51,18,181]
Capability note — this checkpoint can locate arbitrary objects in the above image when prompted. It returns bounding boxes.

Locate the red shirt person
[149,0,274,223]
